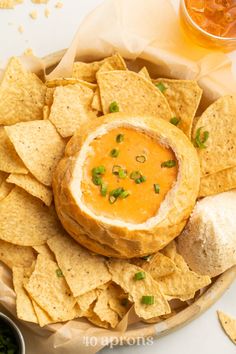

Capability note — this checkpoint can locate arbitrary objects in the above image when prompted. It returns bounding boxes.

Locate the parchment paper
[0,0,236,353]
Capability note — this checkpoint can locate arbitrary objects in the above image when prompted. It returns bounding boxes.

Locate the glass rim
[180,0,236,42]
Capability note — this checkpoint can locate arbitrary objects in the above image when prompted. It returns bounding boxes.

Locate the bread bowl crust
[53,113,200,258]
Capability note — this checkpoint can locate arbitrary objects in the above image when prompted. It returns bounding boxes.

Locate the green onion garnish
[136,155,146,163]
[170,117,181,126]
[120,190,130,199]
[141,295,155,305]
[118,169,127,179]
[110,187,124,198]
[112,165,121,175]
[56,269,64,277]
[135,175,146,184]
[154,183,160,194]
[130,171,142,180]
[116,134,124,143]
[161,160,176,168]
[92,175,102,186]
[109,195,117,204]
[110,148,119,158]
[134,271,146,280]
[100,183,108,197]
[155,82,166,93]
[193,127,209,149]
[109,101,119,113]
[92,165,106,176]
[141,255,152,261]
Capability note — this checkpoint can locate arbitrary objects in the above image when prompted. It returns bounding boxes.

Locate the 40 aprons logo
[83,335,154,348]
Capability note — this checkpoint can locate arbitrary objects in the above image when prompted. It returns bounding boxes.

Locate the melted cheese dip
[81,127,178,224]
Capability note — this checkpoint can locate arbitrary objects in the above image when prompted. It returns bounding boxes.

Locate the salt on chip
[107,260,170,320]
[218,311,236,344]
[12,267,38,324]
[193,95,236,176]
[199,166,236,197]
[72,53,127,83]
[0,57,45,125]
[138,67,152,82]
[0,127,28,174]
[33,244,55,260]
[25,255,79,322]
[7,173,53,206]
[97,70,172,119]
[93,287,119,328]
[47,233,111,297]
[153,79,202,137]
[0,240,36,269]
[5,120,66,186]
[0,186,63,246]
[49,83,96,138]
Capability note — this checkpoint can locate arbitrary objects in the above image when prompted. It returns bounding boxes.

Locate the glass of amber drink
[179,0,236,51]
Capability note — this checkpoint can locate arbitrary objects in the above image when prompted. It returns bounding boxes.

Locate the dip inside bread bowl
[53,113,200,258]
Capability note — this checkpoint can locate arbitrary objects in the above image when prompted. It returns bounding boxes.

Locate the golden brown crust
[53,113,200,258]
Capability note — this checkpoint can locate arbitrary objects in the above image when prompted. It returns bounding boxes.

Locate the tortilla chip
[77,289,98,313]
[0,57,45,125]
[93,287,119,328]
[153,79,202,137]
[47,233,111,297]
[46,77,97,91]
[0,240,36,269]
[0,180,12,201]
[144,252,177,279]
[87,312,110,329]
[193,95,236,176]
[218,311,236,344]
[45,87,55,108]
[97,70,172,119]
[138,67,152,81]
[7,173,53,206]
[0,187,63,246]
[0,127,28,174]
[0,171,8,186]
[43,105,50,120]
[199,166,236,197]
[106,283,130,318]
[31,299,53,327]
[5,120,66,186]
[12,267,38,324]
[72,53,127,83]
[25,255,79,321]
[107,260,170,320]
[49,83,96,138]
[91,88,102,112]
[33,244,55,260]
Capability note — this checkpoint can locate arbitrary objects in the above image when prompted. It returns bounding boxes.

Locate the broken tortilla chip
[5,120,66,186]
[0,240,36,269]
[7,173,53,206]
[144,252,177,279]
[153,79,202,137]
[77,289,98,313]
[47,233,111,297]
[0,187,63,246]
[0,57,45,125]
[218,311,236,344]
[193,95,236,177]
[97,70,172,119]
[33,244,55,260]
[93,287,119,328]
[199,166,236,197]
[138,67,152,81]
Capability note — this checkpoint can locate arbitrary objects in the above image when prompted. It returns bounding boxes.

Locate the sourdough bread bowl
[53,113,200,258]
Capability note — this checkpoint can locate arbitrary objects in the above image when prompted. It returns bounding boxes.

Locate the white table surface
[0,1,235,353]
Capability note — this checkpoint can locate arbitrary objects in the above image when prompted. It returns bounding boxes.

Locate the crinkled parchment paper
[0,0,236,353]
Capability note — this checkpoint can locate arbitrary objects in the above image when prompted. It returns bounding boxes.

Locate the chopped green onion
[110,187,124,198]
[155,82,166,93]
[154,183,160,194]
[116,134,124,143]
[134,271,146,280]
[92,175,102,186]
[56,269,64,277]
[100,183,108,197]
[135,175,146,184]
[110,148,119,158]
[170,117,181,126]
[130,171,142,180]
[136,155,146,163]
[109,195,117,204]
[120,190,130,199]
[109,101,119,113]
[161,160,176,168]
[118,168,127,179]
[92,165,106,176]
[112,165,121,175]
[141,255,152,261]
[193,127,209,149]
[141,295,155,305]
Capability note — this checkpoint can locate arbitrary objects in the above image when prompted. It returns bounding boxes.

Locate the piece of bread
[177,190,236,277]
[53,113,200,258]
